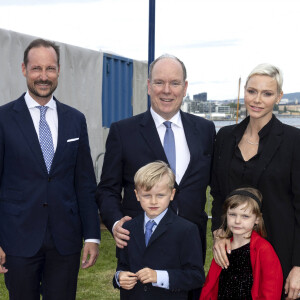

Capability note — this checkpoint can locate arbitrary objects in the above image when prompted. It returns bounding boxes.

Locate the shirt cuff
[112,220,120,232]
[115,271,121,287]
[152,270,169,290]
[84,239,100,244]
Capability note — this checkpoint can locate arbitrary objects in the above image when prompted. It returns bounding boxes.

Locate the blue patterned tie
[145,220,156,246]
[36,106,54,173]
[163,121,176,174]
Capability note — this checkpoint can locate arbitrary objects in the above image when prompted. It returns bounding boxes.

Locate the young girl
[200,187,283,300]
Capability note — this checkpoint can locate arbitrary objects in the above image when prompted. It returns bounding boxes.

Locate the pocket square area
[67,138,79,142]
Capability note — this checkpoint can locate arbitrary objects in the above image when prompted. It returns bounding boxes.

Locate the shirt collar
[233,116,249,144]
[24,91,56,110]
[144,208,168,227]
[258,114,274,139]
[150,107,182,128]
[233,114,275,144]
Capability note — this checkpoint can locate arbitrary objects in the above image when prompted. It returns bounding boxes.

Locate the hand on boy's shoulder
[136,267,157,284]
[0,247,8,274]
[113,216,132,248]
[119,271,137,290]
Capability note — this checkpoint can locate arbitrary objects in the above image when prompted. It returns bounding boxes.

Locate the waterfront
[213,116,300,131]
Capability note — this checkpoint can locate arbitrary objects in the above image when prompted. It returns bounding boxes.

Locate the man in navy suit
[0,39,100,300]
[97,54,215,299]
[113,161,205,300]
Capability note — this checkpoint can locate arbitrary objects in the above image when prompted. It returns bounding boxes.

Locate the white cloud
[0,0,300,99]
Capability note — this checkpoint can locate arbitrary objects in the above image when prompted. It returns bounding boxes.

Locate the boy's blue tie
[145,220,156,246]
[163,121,176,174]
[36,106,54,173]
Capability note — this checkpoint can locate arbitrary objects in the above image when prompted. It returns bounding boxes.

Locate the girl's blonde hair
[219,187,266,239]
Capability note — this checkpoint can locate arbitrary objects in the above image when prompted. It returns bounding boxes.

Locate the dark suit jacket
[114,209,205,300]
[0,94,100,257]
[200,231,283,300]
[211,115,300,279]
[97,110,215,256]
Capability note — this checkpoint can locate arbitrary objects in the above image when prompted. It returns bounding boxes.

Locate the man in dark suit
[97,54,215,299]
[0,39,100,300]
[113,161,205,300]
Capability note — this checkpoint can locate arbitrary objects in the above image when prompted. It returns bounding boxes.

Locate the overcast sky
[1,0,299,100]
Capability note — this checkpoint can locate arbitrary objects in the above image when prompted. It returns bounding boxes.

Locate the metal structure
[148,0,155,107]
[102,53,133,127]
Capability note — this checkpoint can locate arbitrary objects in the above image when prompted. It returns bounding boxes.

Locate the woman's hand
[0,247,8,274]
[284,266,300,299]
[212,229,231,269]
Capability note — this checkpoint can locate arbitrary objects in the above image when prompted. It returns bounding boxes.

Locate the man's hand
[136,267,157,284]
[284,266,300,299]
[113,216,132,248]
[0,247,8,274]
[119,271,137,290]
[81,242,99,269]
[213,229,231,269]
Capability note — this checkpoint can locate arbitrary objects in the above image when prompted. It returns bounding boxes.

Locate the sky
[0,0,300,100]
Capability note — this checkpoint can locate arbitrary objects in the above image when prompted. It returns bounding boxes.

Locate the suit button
[144,286,148,292]
[48,177,51,182]
[43,203,48,207]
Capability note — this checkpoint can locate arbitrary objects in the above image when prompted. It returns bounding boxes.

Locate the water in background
[214,116,300,131]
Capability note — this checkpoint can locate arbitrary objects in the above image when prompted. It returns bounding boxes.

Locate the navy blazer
[211,116,300,280]
[114,209,205,300]
[0,94,100,257]
[97,110,215,256]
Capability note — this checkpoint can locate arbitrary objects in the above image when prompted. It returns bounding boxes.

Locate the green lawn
[0,191,214,299]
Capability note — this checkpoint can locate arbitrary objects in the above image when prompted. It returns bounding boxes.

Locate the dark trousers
[4,226,81,300]
[188,287,202,300]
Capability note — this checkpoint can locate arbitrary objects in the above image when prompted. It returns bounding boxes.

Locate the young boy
[113,161,205,300]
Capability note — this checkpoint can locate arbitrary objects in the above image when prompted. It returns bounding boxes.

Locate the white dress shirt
[144,209,169,289]
[112,108,191,231]
[150,107,190,184]
[24,91,99,245]
[24,91,58,150]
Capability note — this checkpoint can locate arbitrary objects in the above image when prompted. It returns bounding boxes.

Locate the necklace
[245,138,259,145]
[244,124,259,145]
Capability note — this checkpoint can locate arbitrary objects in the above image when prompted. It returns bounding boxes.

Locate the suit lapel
[12,97,47,173]
[219,118,248,196]
[252,117,283,187]
[222,127,238,196]
[179,111,200,184]
[131,214,147,253]
[139,110,168,161]
[146,209,173,247]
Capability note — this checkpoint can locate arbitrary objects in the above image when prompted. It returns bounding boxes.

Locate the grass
[0,191,214,299]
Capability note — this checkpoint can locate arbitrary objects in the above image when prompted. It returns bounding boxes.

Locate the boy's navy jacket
[113,208,205,300]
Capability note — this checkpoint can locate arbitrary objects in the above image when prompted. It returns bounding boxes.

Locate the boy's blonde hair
[134,161,175,191]
[219,187,267,239]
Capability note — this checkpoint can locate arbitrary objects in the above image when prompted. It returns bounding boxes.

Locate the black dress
[218,242,253,300]
[229,116,273,191]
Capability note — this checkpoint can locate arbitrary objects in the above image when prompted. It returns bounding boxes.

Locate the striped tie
[36,106,54,173]
[163,121,176,174]
[145,220,156,246]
